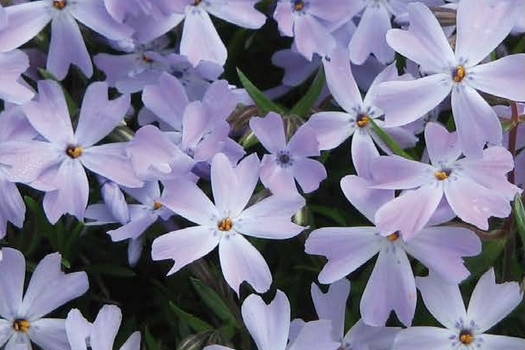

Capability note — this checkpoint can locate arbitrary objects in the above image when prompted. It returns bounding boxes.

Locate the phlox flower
[394,268,525,350]
[0,50,34,104]
[305,48,416,178]
[293,279,400,350]
[0,0,133,80]
[204,290,340,350]
[305,174,481,327]
[273,0,353,60]
[373,0,525,157]
[249,112,327,194]
[0,248,89,350]
[151,153,305,294]
[94,35,180,94]
[0,80,143,224]
[166,0,266,67]
[85,180,182,266]
[66,305,140,350]
[142,73,245,166]
[346,0,442,64]
[371,122,521,239]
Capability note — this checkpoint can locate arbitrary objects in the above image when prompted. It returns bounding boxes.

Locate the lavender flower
[1,80,142,223]
[373,0,525,157]
[249,112,327,194]
[167,0,266,66]
[371,122,521,239]
[0,0,133,80]
[152,153,305,294]
[66,305,140,350]
[273,0,353,60]
[394,269,525,350]
[205,290,340,350]
[305,175,481,326]
[305,48,416,178]
[0,248,89,350]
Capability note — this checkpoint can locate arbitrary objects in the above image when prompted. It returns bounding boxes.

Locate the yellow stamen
[218,218,233,231]
[153,201,162,210]
[452,66,465,83]
[356,115,370,128]
[459,330,474,345]
[293,0,305,11]
[66,146,83,159]
[434,171,448,181]
[53,0,66,9]
[13,319,30,333]
[386,232,399,242]
[142,54,153,63]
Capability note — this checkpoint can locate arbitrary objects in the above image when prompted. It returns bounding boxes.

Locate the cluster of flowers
[0,0,524,349]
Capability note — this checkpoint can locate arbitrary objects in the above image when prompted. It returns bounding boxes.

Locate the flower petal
[292,157,326,193]
[219,233,272,294]
[386,3,455,72]
[249,112,286,154]
[468,54,525,101]
[360,245,416,327]
[323,47,362,112]
[29,318,69,350]
[241,290,290,350]
[455,0,515,66]
[374,74,452,128]
[375,185,443,240]
[287,320,340,350]
[305,227,381,284]
[414,272,467,330]
[91,305,122,350]
[311,279,350,340]
[151,226,220,275]
[451,85,502,158]
[0,248,25,320]
[393,327,455,350]
[480,334,525,350]
[48,14,92,80]
[305,111,355,150]
[467,268,523,333]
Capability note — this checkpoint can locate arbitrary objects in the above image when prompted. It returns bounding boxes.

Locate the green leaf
[237,68,286,115]
[290,67,325,116]
[308,204,347,226]
[367,118,414,160]
[144,327,163,350]
[84,264,136,277]
[513,194,525,247]
[190,278,237,324]
[169,302,213,333]
[465,238,506,278]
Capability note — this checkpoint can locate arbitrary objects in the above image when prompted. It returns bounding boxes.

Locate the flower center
[434,168,451,181]
[386,232,400,242]
[459,329,474,345]
[66,145,83,159]
[356,114,370,128]
[293,0,305,11]
[452,65,466,83]
[142,54,153,63]
[276,150,293,168]
[218,218,233,231]
[153,201,162,210]
[13,319,30,333]
[193,0,201,5]
[53,0,67,9]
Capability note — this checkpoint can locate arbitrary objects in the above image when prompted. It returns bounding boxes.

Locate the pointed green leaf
[513,194,525,247]
[190,278,237,324]
[169,302,213,333]
[237,68,286,115]
[367,118,414,160]
[290,67,325,116]
[144,327,163,350]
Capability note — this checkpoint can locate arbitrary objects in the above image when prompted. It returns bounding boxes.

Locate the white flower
[394,268,525,350]
[0,248,89,350]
